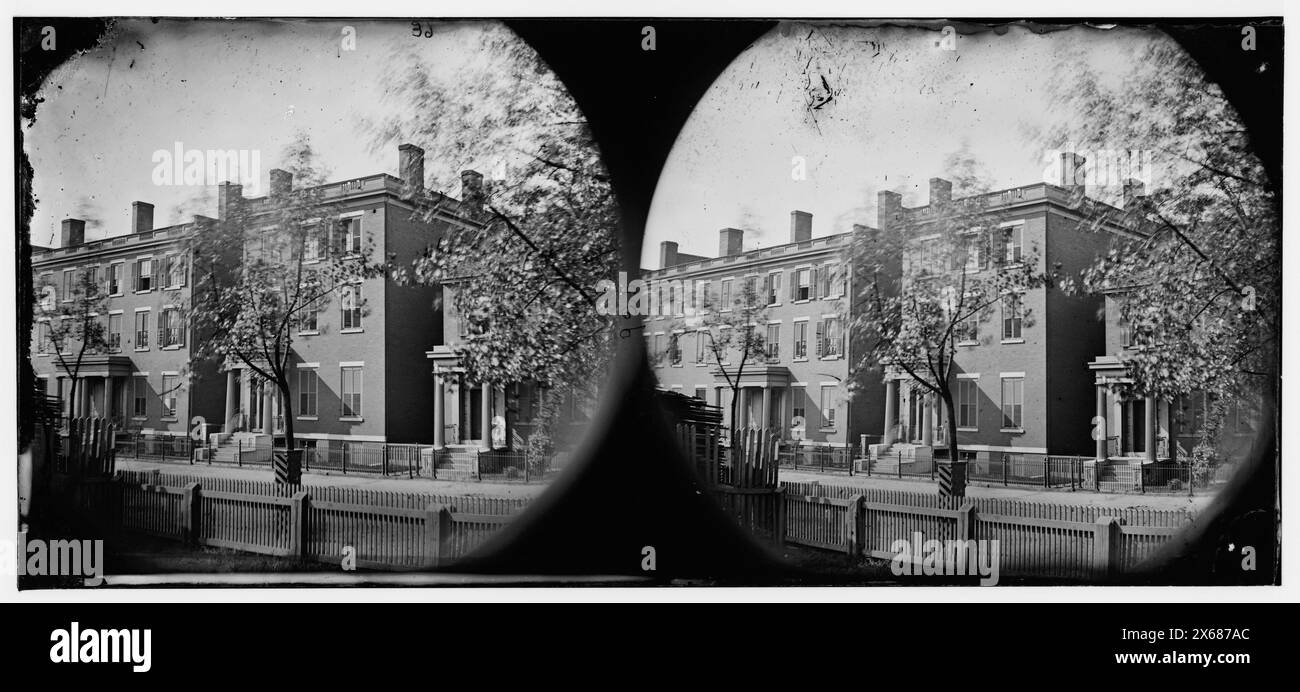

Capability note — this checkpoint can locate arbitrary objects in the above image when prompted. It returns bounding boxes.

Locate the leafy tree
[180,134,387,452]
[34,269,110,422]
[1035,36,1280,455]
[848,162,1053,466]
[366,24,620,444]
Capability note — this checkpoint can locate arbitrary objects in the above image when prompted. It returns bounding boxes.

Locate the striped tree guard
[273,449,303,488]
[938,460,968,497]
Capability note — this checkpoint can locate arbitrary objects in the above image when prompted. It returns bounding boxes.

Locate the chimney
[660,241,679,269]
[877,190,903,231]
[399,143,426,195]
[460,169,484,212]
[790,210,813,243]
[1122,178,1146,210]
[217,182,243,221]
[929,177,952,206]
[269,168,293,197]
[60,218,85,247]
[1059,152,1087,194]
[719,228,744,257]
[131,201,154,234]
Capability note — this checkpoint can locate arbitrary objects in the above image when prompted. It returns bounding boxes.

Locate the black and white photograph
[4,7,1286,608]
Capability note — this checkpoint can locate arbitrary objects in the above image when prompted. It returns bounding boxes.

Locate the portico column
[761,386,772,431]
[1145,394,1158,462]
[104,377,115,422]
[883,379,898,445]
[1095,385,1107,461]
[432,373,446,449]
[479,384,492,451]
[263,382,275,434]
[922,392,934,447]
[73,379,84,418]
[224,368,237,431]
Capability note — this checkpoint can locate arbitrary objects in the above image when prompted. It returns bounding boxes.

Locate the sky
[24,19,516,247]
[641,23,1164,267]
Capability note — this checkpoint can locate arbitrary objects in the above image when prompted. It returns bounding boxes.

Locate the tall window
[793,268,812,301]
[793,321,808,359]
[338,217,362,255]
[1002,294,1023,340]
[108,313,122,351]
[166,255,186,287]
[957,318,978,344]
[36,322,49,354]
[720,279,732,310]
[1001,224,1023,264]
[817,317,844,358]
[1001,377,1024,429]
[108,263,121,295]
[695,330,708,363]
[765,323,780,362]
[298,369,319,417]
[62,269,75,299]
[818,264,833,297]
[84,266,100,292]
[340,284,362,330]
[340,367,363,417]
[718,326,732,364]
[964,234,986,271]
[820,385,837,428]
[134,258,153,292]
[160,374,179,418]
[1119,321,1132,348]
[742,277,758,306]
[699,281,713,312]
[694,387,707,402]
[765,272,781,305]
[791,386,806,422]
[957,379,979,428]
[134,311,150,350]
[668,333,682,366]
[161,308,183,347]
[132,376,148,418]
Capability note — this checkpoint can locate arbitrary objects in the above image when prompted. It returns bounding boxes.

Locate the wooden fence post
[289,491,308,559]
[180,482,200,544]
[956,501,976,543]
[847,494,865,557]
[424,504,452,568]
[1091,516,1123,579]
[775,487,787,547]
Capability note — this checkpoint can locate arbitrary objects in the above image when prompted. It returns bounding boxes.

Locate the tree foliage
[367,24,620,428]
[1037,36,1279,447]
[34,269,110,419]
[181,133,387,449]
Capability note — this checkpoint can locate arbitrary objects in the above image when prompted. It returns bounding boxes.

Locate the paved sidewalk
[117,459,553,500]
[778,470,1214,512]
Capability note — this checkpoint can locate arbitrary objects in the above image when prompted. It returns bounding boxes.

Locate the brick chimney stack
[131,201,154,234]
[399,143,426,195]
[719,228,744,256]
[217,182,243,221]
[929,177,952,206]
[1059,152,1087,196]
[790,210,813,243]
[877,191,903,231]
[269,169,293,197]
[60,218,86,248]
[460,169,485,213]
[660,241,679,269]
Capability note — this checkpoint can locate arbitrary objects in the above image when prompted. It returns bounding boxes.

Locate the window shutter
[157,320,165,346]
[815,320,825,357]
[811,266,820,300]
[131,261,139,291]
[762,275,771,303]
[790,272,798,301]
[177,313,186,346]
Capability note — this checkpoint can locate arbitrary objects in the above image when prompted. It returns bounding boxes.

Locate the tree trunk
[942,390,960,463]
[277,376,295,451]
[730,385,741,447]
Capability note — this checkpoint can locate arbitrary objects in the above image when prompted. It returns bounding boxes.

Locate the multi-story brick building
[648,155,1164,461]
[875,159,1146,459]
[31,205,222,436]
[644,212,883,449]
[30,144,543,459]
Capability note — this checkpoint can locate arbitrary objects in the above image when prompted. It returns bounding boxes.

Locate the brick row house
[648,154,1239,467]
[643,212,883,448]
[30,144,551,462]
